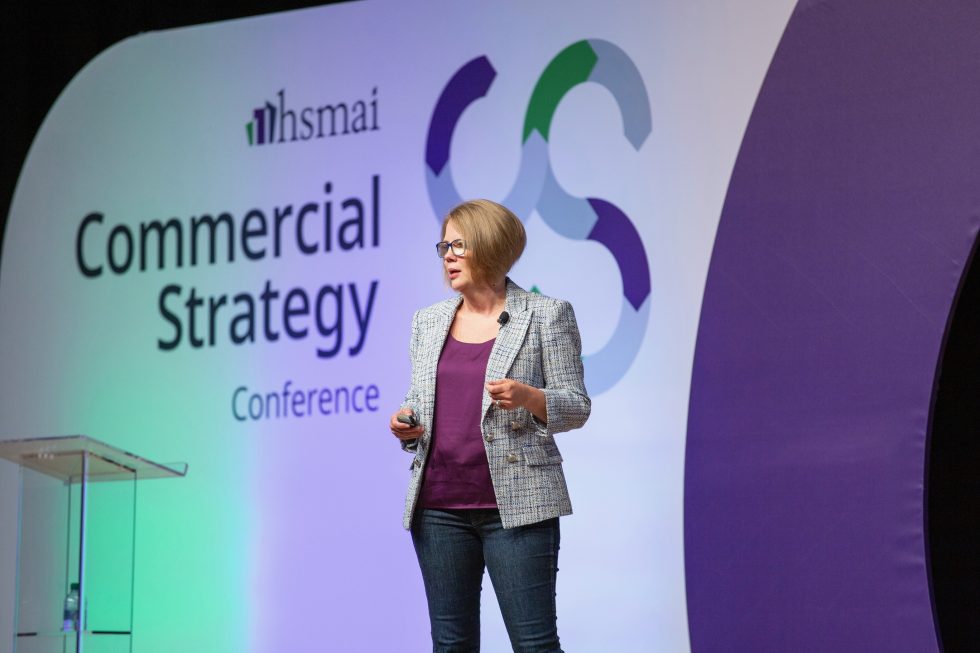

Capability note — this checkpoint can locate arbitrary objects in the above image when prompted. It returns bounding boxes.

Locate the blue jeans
[411,508,564,653]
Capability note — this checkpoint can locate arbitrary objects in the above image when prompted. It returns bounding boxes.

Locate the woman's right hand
[390,408,424,441]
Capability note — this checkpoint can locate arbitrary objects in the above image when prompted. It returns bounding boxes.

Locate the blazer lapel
[419,296,461,429]
[482,280,532,418]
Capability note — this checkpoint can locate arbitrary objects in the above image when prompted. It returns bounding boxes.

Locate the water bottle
[62,582,79,632]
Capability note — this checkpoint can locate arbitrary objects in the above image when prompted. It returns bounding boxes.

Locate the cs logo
[425,39,651,394]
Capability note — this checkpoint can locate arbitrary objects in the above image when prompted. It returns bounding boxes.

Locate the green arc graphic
[522,41,598,142]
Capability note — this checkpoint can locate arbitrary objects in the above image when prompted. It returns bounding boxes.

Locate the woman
[389,199,591,652]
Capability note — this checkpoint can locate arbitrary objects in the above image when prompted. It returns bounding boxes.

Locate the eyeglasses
[435,239,467,257]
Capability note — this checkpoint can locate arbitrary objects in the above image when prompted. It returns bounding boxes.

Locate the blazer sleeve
[399,310,422,453]
[539,300,591,435]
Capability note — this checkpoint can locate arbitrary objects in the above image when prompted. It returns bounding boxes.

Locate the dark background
[0,1,350,254]
[928,228,980,652]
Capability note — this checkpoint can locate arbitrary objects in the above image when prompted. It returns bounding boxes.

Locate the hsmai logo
[246,88,379,146]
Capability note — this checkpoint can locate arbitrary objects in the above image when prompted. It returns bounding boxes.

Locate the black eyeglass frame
[435,239,467,257]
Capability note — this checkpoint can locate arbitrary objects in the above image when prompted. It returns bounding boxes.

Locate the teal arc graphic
[425,39,652,394]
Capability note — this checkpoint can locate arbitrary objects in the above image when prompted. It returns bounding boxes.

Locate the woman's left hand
[487,379,548,423]
[485,378,530,410]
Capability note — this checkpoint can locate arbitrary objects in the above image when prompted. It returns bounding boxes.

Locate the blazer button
[510,420,522,431]
[506,453,519,464]
[484,434,494,443]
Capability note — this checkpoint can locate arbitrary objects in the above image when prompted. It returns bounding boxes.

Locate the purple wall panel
[685,1,980,650]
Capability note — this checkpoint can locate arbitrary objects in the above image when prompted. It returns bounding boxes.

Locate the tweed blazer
[400,279,591,529]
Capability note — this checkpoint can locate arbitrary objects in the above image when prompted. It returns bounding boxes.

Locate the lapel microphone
[497,311,510,326]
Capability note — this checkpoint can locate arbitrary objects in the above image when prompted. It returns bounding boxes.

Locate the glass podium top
[0,435,187,482]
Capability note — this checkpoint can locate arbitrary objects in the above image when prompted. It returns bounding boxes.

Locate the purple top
[418,334,497,509]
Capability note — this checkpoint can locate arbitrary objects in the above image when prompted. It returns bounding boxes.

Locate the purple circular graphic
[685,2,980,651]
[424,40,652,394]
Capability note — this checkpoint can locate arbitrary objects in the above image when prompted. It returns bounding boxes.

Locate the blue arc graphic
[425,39,652,394]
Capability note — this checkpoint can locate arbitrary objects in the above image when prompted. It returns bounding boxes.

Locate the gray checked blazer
[400,279,591,529]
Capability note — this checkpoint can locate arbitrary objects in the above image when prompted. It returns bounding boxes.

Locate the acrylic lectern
[0,436,187,653]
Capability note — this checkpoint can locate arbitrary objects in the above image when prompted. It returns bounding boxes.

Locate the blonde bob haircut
[442,199,526,287]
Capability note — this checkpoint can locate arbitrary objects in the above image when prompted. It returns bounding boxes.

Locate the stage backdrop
[2,1,974,651]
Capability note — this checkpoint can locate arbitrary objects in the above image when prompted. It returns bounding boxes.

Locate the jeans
[411,508,564,653]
